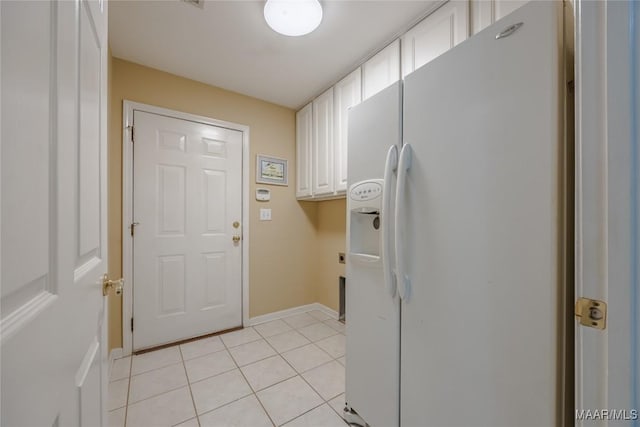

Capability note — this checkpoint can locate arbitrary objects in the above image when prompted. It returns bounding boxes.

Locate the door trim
[121,101,250,356]
[574,0,640,421]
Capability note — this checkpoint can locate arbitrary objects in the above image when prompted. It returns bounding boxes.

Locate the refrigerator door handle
[395,143,412,300]
[382,145,398,296]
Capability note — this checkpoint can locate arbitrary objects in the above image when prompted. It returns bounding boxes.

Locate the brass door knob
[232,235,241,243]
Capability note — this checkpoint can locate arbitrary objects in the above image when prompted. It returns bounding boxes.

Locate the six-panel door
[132,111,243,351]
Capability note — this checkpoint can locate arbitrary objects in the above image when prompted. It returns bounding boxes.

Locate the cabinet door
[296,103,313,198]
[401,0,469,78]
[363,40,400,100]
[312,88,334,196]
[471,0,529,35]
[334,68,362,194]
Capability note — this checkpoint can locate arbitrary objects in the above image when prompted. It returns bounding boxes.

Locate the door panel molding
[0,0,59,341]
[122,101,250,356]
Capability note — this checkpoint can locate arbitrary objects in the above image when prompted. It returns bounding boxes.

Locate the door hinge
[130,222,139,237]
[127,125,135,143]
[131,317,134,332]
[575,297,607,330]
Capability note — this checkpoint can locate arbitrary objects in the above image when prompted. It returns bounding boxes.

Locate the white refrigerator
[345,2,569,426]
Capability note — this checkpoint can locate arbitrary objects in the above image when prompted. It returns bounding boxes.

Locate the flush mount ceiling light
[264,0,323,37]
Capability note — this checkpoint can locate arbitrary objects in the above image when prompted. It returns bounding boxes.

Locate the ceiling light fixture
[264,0,323,37]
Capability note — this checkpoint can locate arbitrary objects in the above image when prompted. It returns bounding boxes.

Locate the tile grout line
[261,321,346,426]
[124,355,132,427]
[224,324,341,426]
[279,400,328,426]
[220,328,278,427]
[111,312,345,426]
[259,335,326,427]
[287,316,348,424]
[178,345,203,427]
[123,360,189,407]
[258,333,311,357]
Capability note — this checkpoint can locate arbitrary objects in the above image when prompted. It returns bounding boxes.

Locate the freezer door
[347,80,402,185]
[400,2,566,426]
[345,82,402,427]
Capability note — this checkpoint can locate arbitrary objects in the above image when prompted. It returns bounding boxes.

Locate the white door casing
[1,0,109,425]
[574,0,640,423]
[122,102,250,355]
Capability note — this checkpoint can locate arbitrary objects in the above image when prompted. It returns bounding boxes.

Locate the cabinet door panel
[312,88,334,196]
[296,103,313,198]
[402,0,469,78]
[471,0,528,35]
[334,68,362,193]
[363,40,400,100]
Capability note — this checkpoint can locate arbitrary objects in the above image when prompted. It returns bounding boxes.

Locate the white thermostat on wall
[256,188,271,201]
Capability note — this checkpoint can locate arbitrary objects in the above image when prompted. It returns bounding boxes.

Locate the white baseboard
[108,348,124,380]
[312,302,339,320]
[247,303,338,326]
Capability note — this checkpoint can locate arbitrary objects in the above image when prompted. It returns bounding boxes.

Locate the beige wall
[314,200,347,311]
[108,58,320,349]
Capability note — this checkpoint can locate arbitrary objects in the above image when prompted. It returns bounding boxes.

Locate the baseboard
[247,302,338,326]
[311,302,339,320]
[108,347,123,380]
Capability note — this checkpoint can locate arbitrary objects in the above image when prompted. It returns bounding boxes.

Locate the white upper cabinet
[471,0,529,35]
[363,40,400,100]
[401,0,469,78]
[334,68,362,194]
[296,102,313,198]
[312,87,335,196]
[294,0,516,200]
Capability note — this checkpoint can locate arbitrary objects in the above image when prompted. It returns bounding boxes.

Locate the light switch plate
[260,208,272,221]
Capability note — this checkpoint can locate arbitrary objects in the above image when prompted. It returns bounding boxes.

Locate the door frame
[121,100,250,356]
[574,0,639,421]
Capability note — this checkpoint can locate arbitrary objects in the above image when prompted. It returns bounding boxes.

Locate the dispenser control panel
[350,181,382,201]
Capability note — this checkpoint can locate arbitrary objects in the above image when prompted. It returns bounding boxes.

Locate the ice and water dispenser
[348,179,383,263]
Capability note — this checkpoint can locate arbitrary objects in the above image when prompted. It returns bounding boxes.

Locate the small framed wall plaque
[256,154,288,186]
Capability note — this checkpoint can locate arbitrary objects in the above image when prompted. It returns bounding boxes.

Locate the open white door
[1,0,110,425]
[575,0,640,424]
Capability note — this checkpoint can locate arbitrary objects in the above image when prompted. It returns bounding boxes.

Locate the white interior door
[1,0,109,425]
[133,111,243,351]
[574,0,640,423]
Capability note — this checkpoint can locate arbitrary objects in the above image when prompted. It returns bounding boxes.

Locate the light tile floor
[108,310,347,427]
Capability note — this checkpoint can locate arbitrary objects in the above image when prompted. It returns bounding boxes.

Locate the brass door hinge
[575,297,607,330]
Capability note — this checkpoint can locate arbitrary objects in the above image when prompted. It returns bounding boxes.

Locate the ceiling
[108,0,440,109]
